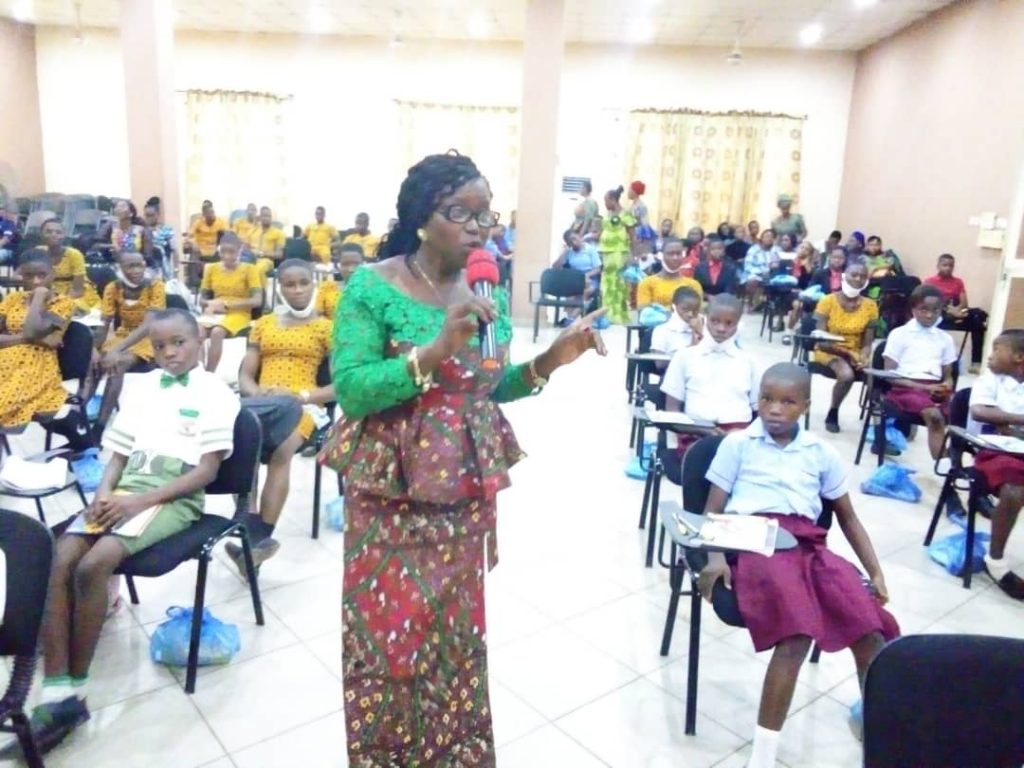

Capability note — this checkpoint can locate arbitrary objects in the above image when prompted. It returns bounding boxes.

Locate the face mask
[841,275,864,299]
[116,266,144,290]
[275,284,318,319]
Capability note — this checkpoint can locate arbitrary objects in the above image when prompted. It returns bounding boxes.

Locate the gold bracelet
[528,358,548,390]
[408,346,433,392]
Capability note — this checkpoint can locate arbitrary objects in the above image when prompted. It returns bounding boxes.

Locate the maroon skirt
[884,384,948,418]
[732,514,900,653]
[675,421,750,460]
[974,449,1024,492]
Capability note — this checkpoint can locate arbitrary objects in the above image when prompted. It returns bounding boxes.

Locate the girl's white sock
[748,725,781,768]
[40,676,76,705]
[985,554,1010,581]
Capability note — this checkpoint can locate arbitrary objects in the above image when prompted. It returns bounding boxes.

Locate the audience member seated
[652,218,675,254]
[775,233,797,269]
[725,222,752,265]
[660,294,758,454]
[553,230,601,322]
[813,262,877,433]
[699,363,897,768]
[304,206,338,264]
[771,193,807,243]
[199,232,263,373]
[863,235,903,283]
[845,231,866,265]
[927,253,988,375]
[694,237,740,297]
[970,329,1024,600]
[791,240,817,287]
[316,242,365,318]
[649,286,702,359]
[110,199,151,259]
[186,200,228,266]
[143,198,175,279]
[29,309,239,751]
[636,237,703,311]
[249,206,286,280]
[0,251,75,433]
[742,228,778,312]
[881,285,957,459]
[94,251,167,428]
[39,218,99,314]
[0,203,17,264]
[747,219,760,241]
[232,203,259,243]
[788,246,846,337]
[342,212,380,262]
[681,227,704,277]
[233,259,335,574]
[816,229,842,256]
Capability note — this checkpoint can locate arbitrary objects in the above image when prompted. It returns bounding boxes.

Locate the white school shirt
[650,313,697,357]
[882,319,957,380]
[659,335,759,424]
[706,419,849,522]
[968,371,1024,434]
[103,367,240,465]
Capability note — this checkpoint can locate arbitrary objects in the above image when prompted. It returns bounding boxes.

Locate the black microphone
[466,248,501,370]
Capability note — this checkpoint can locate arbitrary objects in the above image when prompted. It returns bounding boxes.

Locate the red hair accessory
[630,180,646,195]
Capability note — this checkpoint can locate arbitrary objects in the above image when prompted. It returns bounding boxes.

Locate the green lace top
[321,266,534,503]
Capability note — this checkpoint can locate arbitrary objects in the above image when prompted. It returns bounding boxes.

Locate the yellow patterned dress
[315,280,342,319]
[200,262,262,336]
[812,292,879,366]
[249,314,333,439]
[100,280,166,361]
[51,247,100,313]
[0,292,75,429]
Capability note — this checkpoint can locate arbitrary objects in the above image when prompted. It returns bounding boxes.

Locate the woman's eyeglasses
[438,206,499,227]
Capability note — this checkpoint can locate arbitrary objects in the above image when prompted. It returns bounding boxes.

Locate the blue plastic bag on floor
[70,448,105,493]
[150,606,240,667]
[625,441,656,479]
[928,530,991,575]
[860,462,922,503]
[326,496,346,531]
[867,418,908,455]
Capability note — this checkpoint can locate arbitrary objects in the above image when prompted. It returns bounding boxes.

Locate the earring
[417,228,428,241]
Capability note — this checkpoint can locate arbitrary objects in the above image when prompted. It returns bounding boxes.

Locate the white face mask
[116,266,144,290]
[840,275,865,299]
[275,284,318,319]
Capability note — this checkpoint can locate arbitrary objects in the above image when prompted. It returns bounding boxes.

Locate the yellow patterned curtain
[183,90,290,224]
[395,101,520,218]
[625,110,804,232]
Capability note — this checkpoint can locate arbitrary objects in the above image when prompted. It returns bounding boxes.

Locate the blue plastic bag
[149,606,240,667]
[326,496,346,531]
[928,530,991,575]
[769,274,798,287]
[70,448,105,493]
[620,265,645,285]
[867,418,908,455]
[85,394,102,421]
[625,441,656,479]
[638,305,671,327]
[860,462,922,503]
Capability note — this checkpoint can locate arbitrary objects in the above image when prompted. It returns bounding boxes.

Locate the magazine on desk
[976,434,1024,454]
[674,512,779,556]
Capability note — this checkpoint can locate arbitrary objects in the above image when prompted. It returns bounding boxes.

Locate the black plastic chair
[42,321,96,453]
[85,266,116,301]
[759,282,795,343]
[863,634,1024,768]
[165,294,191,312]
[529,269,585,342]
[791,328,870,430]
[0,510,53,767]
[116,409,266,693]
[310,359,342,539]
[658,435,827,735]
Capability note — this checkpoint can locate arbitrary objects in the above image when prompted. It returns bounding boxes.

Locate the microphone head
[465,248,500,287]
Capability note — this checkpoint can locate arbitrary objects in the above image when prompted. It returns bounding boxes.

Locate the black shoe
[0,697,90,758]
[825,418,840,434]
[985,566,1024,600]
[978,495,995,520]
[945,494,967,520]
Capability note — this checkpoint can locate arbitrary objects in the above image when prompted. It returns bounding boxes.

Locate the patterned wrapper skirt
[600,251,631,325]
[342,490,497,768]
[974,449,1024,492]
[732,514,900,653]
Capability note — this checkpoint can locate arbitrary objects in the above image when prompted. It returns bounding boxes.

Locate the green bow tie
[159,371,190,389]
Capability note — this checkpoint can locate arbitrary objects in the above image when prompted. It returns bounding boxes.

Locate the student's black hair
[149,307,199,337]
[910,284,944,307]
[40,216,61,230]
[687,225,706,238]
[996,329,1024,356]
[356,211,369,219]
[581,179,592,194]
[705,235,724,245]
[707,293,744,316]
[606,185,624,202]
[20,248,53,268]
[661,236,684,250]
[562,229,576,246]
[219,231,242,249]
[671,286,701,306]
[937,252,955,263]
[829,230,842,240]
[747,219,759,227]
[117,250,145,265]
[762,361,812,399]
[867,235,882,244]
[277,258,314,277]
[201,199,213,208]
[339,242,365,257]
[146,196,161,208]
[382,150,484,260]
[760,227,776,237]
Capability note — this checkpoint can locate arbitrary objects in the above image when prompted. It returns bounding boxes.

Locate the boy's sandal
[985,566,1024,601]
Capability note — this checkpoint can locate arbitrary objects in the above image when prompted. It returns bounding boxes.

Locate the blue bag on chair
[867,418,908,455]
[70,448,105,493]
[625,441,657,479]
[150,606,240,667]
[860,462,922,503]
[638,305,671,327]
[620,265,645,285]
[928,530,991,575]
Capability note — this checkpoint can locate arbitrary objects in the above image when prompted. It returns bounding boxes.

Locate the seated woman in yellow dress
[234,259,334,572]
[635,237,704,310]
[0,251,76,433]
[94,250,166,427]
[199,232,263,374]
[813,261,878,433]
[315,242,365,318]
[38,218,99,314]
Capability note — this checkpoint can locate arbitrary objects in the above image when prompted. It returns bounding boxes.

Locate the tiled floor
[2,316,1023,768]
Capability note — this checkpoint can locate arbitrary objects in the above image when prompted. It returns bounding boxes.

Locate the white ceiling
[0,0,956,51]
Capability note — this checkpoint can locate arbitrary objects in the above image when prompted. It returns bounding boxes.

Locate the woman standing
[571,179,599,235]
[627,180,654,243]
[598,185,636,325]
[323,152,605,766]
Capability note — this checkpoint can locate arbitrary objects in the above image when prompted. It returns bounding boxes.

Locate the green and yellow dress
[598,210,636,324]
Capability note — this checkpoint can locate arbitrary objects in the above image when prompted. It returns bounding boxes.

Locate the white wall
[34,26,855,238]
